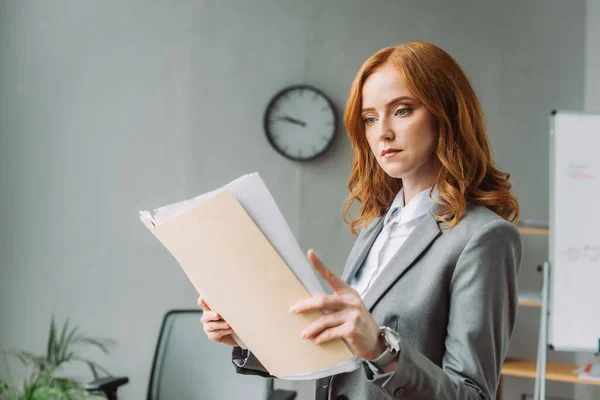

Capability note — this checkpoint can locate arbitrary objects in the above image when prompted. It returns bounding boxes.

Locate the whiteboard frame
[547,109,600,353]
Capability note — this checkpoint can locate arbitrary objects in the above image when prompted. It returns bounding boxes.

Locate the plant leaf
[74,337,116,355]
[71,356,111,378]
[47,315,56,362]
[56,318,71,365]
[57,320,68,360]
[12,350,50,373]
[6,316,116,400]
[60,325,81,362]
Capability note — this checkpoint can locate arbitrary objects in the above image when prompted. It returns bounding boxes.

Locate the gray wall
[587,0,600,112]
[0,1,587,399]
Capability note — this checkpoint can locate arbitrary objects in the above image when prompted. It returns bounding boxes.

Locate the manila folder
[141,189,355,377]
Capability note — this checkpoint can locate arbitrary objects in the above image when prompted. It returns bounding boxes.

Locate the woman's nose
[377,118,395,141]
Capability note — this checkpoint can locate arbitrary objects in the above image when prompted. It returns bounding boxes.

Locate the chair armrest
[267,389,297,400]
[84,376,129,396]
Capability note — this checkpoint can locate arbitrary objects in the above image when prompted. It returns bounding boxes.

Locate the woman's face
[361,63,438,186]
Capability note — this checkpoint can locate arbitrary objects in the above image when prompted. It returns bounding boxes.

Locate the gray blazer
[232,202,522,400]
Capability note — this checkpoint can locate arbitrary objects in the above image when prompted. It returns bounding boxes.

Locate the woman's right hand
[198,297,238,347]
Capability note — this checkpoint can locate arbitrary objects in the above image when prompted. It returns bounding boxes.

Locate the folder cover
[139,173,358,379]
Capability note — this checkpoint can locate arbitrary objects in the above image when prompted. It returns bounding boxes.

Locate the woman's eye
[364,117,376,125]
[395,108,410,116]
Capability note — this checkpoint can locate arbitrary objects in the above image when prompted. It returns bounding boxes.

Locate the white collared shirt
[350,186,437,297]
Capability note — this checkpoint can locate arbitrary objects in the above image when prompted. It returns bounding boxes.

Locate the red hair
[343,41,519,234]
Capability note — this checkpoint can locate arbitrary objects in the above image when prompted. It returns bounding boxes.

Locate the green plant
[0,316,116,400]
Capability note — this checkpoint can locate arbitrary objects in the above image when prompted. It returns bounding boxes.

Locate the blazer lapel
[341,217,384,283]
[362,209,442,310]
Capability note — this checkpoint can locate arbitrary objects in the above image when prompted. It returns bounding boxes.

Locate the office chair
[84,309,296,400]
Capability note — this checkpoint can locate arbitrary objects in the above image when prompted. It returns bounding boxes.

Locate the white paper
[278,357,360,380]
[140,173,326,296]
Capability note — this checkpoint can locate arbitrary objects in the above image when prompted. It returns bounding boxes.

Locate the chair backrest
[147,309,271,400]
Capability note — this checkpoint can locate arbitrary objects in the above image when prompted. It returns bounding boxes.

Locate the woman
[199,40,522,400]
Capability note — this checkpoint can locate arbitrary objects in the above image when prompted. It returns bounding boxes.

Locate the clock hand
[278,115,307,127]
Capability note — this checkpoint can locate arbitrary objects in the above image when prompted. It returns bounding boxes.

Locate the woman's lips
[381,149,402,158]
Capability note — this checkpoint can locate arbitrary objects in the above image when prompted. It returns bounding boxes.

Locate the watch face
[383,327,401,351]
[264,85,337,161]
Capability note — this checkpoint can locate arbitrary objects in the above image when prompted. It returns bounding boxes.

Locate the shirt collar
[384,186,438,226]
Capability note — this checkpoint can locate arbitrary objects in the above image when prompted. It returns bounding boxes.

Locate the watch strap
[366,327,400,370]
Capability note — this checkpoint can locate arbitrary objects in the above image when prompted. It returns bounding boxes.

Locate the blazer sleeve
[363,219,522,400]
[231,347,273,378]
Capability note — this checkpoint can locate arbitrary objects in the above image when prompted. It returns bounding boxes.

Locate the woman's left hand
[289,249,385,361]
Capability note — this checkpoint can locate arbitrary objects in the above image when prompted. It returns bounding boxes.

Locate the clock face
[264,85,337,161]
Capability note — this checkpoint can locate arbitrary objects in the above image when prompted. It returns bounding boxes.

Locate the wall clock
[263,85,337,161]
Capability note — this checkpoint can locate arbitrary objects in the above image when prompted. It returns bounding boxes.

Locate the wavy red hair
[343,41,519,234]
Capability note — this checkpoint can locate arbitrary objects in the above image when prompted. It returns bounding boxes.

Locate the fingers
[206,328,235,343]
[198,297,236,346]
[203,319,234,344]
[312,323,347,345]
[198,297,225,322]
[300,312,345,340]
[201,310,223,323]
[307,249,349,293]
[198,297,211,311]
[203,320,231,333]
[290,293,349,314]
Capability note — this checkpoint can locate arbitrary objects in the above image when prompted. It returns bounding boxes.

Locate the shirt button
[393,387,405,397]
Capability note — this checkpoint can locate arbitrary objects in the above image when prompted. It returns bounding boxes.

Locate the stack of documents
[139,173,359,380]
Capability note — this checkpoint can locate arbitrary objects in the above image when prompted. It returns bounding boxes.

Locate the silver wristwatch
[368,326,401,370]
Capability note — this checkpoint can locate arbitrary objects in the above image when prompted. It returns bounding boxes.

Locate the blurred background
[0,1,598,399]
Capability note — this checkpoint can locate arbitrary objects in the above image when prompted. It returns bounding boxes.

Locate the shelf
[518,291,542,308]
[502,359,600,386]
[518,227,549,235]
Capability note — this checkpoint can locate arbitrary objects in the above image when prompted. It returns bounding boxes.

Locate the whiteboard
[548,110,600,352]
